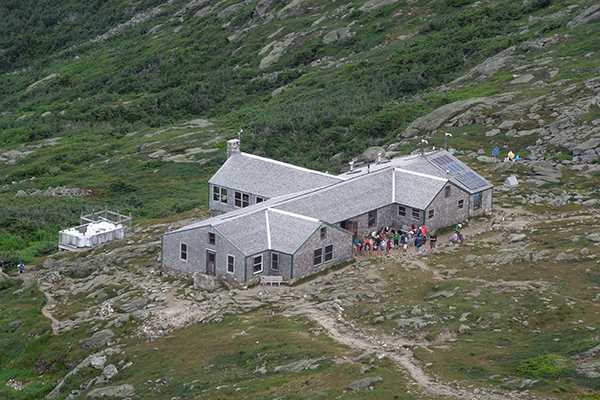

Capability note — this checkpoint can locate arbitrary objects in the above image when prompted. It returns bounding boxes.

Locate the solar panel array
[445,163,466,174]
[432,154,489,190]
[431,155,454,167]
[432,155,466,175]
[454,171,489,190]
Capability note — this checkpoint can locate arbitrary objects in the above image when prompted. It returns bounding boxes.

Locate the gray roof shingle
[167,149,492,256]
[340,150,492,194]
[209,152,344,198]
[168,206,324,256]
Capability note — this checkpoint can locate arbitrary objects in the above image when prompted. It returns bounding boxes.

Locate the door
[341,220,358,240]
[206,250,216,275]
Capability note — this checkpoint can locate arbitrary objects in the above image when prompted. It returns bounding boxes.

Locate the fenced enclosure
[58,207,131,251]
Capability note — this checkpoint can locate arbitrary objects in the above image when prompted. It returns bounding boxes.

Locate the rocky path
[39,282,61,335]
[33,209,597,399]
[279,286,526,400]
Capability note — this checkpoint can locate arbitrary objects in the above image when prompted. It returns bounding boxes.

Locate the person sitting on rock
[449,232,459,244]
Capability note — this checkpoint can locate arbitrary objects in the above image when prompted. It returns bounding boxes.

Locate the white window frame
[428,209,435,220]
[458,199,464,209]
[256,197,265,204]
[368,210,377,227]
[324,244,334,263]
[445,185,451,198]
[208,232,216,245]
[473,193,482,210]
[271,253,279,271]
[212,186,227,204]
[313,248,323,266]
[320,227,327,240]
[412,209,421,220]
[227,255,235,274]
[398,206,407,216]
[180,242,188,262]
[235,191,250,208]
[253,255,263,274]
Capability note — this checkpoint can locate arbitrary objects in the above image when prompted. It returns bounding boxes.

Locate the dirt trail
[34,208,588,399]
[281,293,513,400]
[39,283,61,335]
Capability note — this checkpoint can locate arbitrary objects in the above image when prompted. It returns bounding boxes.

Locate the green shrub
[0,251,23,271]
[517,355,569,377]
[101,180,139,196]
[0,278,15,290]
[132,160,164,171]
[33,241,57,257]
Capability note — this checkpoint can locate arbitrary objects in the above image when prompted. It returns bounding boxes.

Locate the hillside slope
[2,0,600,399]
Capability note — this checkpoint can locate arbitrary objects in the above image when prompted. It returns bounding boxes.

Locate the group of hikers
[353,225,439,257]
[354,223,465,257]
[492,147,519,162]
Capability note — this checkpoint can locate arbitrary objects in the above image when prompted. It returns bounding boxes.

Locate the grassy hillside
[1,0,600,398]
[3,0,599,266]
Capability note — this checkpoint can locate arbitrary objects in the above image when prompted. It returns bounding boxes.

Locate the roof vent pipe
[349,161,354,172]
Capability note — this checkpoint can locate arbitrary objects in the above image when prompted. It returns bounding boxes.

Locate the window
[313,248,323,266]
[271,253,279,271]
[180,242,188,261]
[256,197,265,203]
[320,227,327,240]
[458,199,464,209]
[445,186,451,198]
[368,210,377,227]
[398,206,407,216]
[412,209,421,220]
[253,255,263,274]
[473,193,482,210]
[212,186,227,204]
[227,255,235,274]
[208,232,216,245]
[235,191,249,207]
[324,244,334,262]
[428,209,435,220]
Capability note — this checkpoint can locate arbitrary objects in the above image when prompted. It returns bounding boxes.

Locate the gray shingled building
[162,140,493,283]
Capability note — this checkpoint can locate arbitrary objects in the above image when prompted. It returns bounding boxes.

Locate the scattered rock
[348,376,382,390]
[117,298,148,313]
[363,147,386,163]
[323,27,352,44]
[101,364,119,380]
[27,73,60,92]
[80,329,115,349]
[554,253,578,262]
[85,384,135,400]
[90,355,107,370]
[273,358,323,374]
[511,74,534,84]
[508,233,527,243]
[193,272,221,291]
[567,4,600,29]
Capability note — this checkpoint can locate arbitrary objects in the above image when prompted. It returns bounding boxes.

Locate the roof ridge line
[240,152,346,180]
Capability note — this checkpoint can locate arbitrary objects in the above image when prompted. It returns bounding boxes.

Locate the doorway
[206,250,216,275]
[341,220,358,240]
